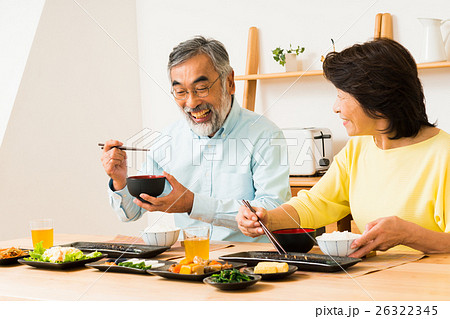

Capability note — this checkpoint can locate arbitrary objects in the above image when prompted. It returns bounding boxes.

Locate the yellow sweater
[287,130,450,233]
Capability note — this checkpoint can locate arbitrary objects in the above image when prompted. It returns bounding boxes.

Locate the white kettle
[418,18,449,63]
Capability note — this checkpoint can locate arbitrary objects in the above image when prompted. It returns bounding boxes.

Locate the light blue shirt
[108,97,291,241]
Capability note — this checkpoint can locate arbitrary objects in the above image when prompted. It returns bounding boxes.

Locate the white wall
[136,0,450,154]
[0,0,45,147]
[0,0,145,241]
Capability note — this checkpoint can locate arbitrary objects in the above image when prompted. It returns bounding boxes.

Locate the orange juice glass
[30,219,54,249]
[183,226,210,260]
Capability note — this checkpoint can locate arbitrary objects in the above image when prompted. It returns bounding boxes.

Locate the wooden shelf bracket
[242,27,259,111]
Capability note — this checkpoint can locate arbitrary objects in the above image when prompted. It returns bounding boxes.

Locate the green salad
[25,241,102,263]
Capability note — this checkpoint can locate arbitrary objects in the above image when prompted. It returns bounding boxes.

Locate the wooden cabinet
[290,176,321,195]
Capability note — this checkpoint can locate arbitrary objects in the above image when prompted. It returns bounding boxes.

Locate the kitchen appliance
[282,127,333,176]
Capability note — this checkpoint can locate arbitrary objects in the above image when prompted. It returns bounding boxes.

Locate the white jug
[418,18,449,63]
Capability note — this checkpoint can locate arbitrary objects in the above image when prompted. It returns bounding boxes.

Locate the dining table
[1,233,449,301]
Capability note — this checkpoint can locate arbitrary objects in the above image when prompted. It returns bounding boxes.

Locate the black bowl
[272,228,316,253]
[126,175,166,203]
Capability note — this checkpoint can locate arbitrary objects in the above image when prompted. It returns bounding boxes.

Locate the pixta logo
[125,128,172,171]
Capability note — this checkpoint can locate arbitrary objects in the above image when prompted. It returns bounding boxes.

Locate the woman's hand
[236,205,268,237]
[349,216,409,258]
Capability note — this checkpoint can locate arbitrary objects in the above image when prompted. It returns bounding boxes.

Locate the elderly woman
[236,38,450,257]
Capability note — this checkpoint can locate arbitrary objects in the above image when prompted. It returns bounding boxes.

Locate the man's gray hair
[168,36,233,88]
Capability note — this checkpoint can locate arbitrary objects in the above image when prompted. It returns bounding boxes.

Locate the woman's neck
[373,126,440,150]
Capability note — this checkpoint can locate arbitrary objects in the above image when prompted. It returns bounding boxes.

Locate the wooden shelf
[235,61,450,81]
[236,69,323,81]
[416,61,450,70]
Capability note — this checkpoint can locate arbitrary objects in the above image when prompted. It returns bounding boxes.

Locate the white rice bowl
[316,231,362,257]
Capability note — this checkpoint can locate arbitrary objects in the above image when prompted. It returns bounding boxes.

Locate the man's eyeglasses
[171,74,221,100]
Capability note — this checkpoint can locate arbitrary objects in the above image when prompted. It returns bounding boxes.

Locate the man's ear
[226,70,235,95]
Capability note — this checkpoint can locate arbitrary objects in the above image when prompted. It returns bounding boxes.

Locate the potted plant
[272,44,305,72]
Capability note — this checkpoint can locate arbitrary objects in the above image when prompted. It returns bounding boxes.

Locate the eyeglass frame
[171,73,222,100]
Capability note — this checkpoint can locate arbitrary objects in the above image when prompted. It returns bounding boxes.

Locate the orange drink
[184,237,210,260]
[31,228,54,249]
[30,219,54,249]
[183,226,210,260]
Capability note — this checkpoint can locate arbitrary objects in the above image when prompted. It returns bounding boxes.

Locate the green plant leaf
[273,44,304,67]
[280,53,286,66]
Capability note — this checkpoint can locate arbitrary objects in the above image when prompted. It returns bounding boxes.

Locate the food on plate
[118,258,164,269]
[24,241,102,263]
[168,256,232,275]
[0,247,28,259]
[99,258,164,270]
[254,261,289,274]
[210,269,252,283]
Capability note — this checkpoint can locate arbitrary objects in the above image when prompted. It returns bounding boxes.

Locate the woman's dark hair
[323,38,435,139]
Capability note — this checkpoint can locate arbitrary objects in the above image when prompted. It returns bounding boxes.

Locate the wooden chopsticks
[241,200,287,255]
[98,143,150,151]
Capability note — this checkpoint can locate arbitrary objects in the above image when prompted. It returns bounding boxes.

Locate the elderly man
[101,36,291,242]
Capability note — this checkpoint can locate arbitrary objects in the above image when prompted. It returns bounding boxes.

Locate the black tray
[61,242,169,258]
[219,251,361,273]
[86,258,174,275]
[148,261,247,281]
[0,249,30,265]
[18,254,105,270]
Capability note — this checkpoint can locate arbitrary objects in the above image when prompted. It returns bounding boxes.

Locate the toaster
[282,127,333,176]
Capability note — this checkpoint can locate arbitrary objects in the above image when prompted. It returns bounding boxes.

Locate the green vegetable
[24,242,102,263]
[64,250,84,262]
[28,241,45,261]
[86,251,102,258]
[210,269,252,283]
[118,261,152,270]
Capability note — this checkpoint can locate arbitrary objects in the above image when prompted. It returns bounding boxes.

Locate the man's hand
[100,139,127,190]
[349,216,409,258]
[133,172,194,213]
[236,205,267,238]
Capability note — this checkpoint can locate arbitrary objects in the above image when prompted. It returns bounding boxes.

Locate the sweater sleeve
[286,144,352,229]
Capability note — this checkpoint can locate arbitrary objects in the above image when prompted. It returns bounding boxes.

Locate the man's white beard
[182,93,232,137]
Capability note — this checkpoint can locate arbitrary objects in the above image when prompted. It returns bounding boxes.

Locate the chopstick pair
[98,143,150,151]
[241,200,287,255]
